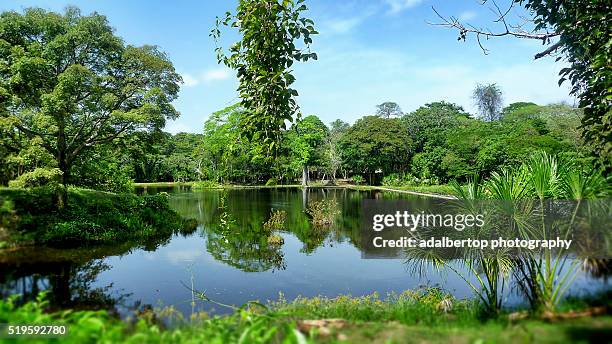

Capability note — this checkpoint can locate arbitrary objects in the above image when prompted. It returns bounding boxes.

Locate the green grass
[133,181,196,187]
[390,184,457,196]
[1,289,610,343]
[345,184,457,197]
[0,186,194,247]
[133,181,456,197]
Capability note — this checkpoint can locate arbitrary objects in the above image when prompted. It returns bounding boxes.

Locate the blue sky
[1,0,574,133]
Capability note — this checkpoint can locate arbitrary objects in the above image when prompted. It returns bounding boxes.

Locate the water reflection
[0,187,607,316]
[0,234,177,313]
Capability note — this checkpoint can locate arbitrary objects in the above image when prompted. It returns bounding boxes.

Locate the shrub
[265,178,278,186]
[306,199,340,228]
[351,175,365,185]
[267,234,284,246]
[263,209,287,231]
[0,187,187,246]
[192,180,223,189]
[8,168,63,188]
[382,172,440,187]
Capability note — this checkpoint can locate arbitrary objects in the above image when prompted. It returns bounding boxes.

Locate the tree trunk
[56,125,69,209]
[302,165,309,187]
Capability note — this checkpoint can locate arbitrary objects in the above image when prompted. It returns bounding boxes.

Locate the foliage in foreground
[421,151,611,315]
[1,289,611,344]
[0,187,193,246]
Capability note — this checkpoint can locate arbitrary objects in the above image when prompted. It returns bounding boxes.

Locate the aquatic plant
[192,180,223,189]
[267,234,285,246]
[263,209,287,232]
[306,199,340,228]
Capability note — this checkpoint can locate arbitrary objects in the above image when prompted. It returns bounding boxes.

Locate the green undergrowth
[1,289,609,343]
[0,186,196,247]
[389,184,457,196]
[346,184,458,196]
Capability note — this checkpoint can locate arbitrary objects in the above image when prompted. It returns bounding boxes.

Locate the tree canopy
[376,102,403,118]
[339,116,414,183]
[433,0,611,165]
[0,7,181,193]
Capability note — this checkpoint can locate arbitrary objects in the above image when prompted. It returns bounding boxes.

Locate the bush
[267,234,284,246]
[382,172,440,187]
[0,187,187,246]
[192,180,223,189]
[263,209,287,231]
[8,168,63,188]
[351,175,365,185]
[306,199,340,228]
[265,178,278,186]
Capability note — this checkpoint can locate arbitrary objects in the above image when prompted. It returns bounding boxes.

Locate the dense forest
[1,96,593,190]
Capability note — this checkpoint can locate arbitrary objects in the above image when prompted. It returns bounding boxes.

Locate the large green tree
[375,101,402,118]
[325,119,350,180]
[211,0,317,154]
[339,116,414,184]
[0,8,181,199]
[402,101,469,151]
[285,115,329,186]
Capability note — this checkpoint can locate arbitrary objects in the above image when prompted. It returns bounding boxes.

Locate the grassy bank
[133,181,196,187]
[1,289,609,343]
[345,184,457,198]
[0,187,194,247]
[386,184,457,196]
[134,181,456,197]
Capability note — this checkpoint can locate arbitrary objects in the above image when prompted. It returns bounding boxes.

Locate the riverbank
[2,289,609,343]
[134,181,457,198]
[0,187,194,247]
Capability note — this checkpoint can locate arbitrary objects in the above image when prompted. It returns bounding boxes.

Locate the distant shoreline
[132,182,456,199]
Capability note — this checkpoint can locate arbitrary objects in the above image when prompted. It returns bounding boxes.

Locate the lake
[0,187,607,316]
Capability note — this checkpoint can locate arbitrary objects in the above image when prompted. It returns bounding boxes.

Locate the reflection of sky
[95,230,607,317]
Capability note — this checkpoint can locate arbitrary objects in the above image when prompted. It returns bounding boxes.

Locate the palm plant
[512,152,608,312]
[407,152,608,314]
[405,176,514,315]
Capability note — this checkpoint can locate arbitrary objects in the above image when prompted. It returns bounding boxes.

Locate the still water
[0,187,607,316]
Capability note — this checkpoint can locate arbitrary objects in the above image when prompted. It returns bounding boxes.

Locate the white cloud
[383,0,423,14]
[459,10,477,21]
[202,68,231,82]
[325,17,363,34]
[166,249,203,264]
[294,39,575,124]
[179,68,232,90]
[181,73,200,87]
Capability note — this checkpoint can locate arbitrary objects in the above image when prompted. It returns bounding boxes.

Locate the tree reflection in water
[0,235,177,314]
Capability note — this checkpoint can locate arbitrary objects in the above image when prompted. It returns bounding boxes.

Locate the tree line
[2,95,590,190]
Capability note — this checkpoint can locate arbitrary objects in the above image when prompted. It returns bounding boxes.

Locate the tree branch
[534,40,562,59]
[429,3,560,57]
